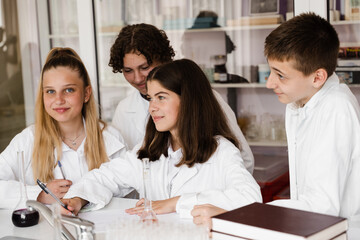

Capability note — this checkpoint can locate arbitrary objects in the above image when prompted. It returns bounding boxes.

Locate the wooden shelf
[98,32,119,37]
[164,24,279,33]
[331,20,360,25]
[49,34,79,39]
[99,82,360,89]
[211,83,266,88]
[96,24,280,37]
[100,82,132,88]
[224,24,280,31]
[248,141,287,147]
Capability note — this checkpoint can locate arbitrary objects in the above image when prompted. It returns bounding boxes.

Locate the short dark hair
[264,12,339,76]
[137,59,239,167]
[109,23,175,73]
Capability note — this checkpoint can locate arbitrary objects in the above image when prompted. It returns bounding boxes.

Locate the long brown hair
[32,47,108,182]
[137,59,239,167]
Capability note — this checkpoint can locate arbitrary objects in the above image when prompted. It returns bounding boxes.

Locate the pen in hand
[58,160,66,180]
[36,179,75,216]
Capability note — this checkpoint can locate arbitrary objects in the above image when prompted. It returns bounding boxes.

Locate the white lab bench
[1,198,359,240]
[0,198,198,240]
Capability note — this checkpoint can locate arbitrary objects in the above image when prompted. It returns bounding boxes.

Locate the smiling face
[42,66,91,126]
[266,58,319,106]
[122,52,160,95]
[147,80,181,136]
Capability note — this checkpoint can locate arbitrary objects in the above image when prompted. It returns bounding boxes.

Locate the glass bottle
[213,55,227,83]
[12,151,39,227]
[140,158,158,222]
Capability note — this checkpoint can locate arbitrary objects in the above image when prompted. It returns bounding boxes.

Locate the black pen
[36,179,74,215]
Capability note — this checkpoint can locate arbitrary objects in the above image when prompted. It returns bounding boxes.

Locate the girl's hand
[125,196,180,215]
[37,179,72,204]
[61,197,88,216]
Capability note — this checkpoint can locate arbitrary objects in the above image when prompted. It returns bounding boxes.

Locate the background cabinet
[21,0,360,144]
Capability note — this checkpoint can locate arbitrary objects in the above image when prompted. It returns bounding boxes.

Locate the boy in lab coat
[191,12,360,226]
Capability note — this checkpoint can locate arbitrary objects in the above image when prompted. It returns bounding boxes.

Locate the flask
[140,158,158,222]
[11,151,39,227]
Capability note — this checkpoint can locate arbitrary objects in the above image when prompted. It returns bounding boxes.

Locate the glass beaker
[140,158,158,222]
[12,151,39,227]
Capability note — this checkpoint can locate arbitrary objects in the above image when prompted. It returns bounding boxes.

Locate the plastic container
[258,63,270,83]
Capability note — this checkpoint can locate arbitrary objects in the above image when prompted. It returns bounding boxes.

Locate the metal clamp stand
[27,200,95,240]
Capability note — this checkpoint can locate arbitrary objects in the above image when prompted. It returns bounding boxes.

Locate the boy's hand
[191,204,227,238]
[191,204,227,227]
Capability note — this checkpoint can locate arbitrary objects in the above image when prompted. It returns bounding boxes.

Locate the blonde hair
[32,47,108,182]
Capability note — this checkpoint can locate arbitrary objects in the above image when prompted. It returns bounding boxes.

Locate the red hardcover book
[212,203,347,240]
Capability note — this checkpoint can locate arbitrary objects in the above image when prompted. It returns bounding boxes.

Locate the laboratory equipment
[27,200,95,240]
[11,151,39,227]
[140,158,158,222]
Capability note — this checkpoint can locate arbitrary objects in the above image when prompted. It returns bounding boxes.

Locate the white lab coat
[270,74,360,218]
[112,89,255,173]
[64,136,262,218]
[0,124,127,209]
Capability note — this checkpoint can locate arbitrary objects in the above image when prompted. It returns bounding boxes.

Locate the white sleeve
[64,149,143,211]
[175,141,261,218]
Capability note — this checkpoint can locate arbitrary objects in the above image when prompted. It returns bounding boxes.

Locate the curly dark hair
[109,23,175,73]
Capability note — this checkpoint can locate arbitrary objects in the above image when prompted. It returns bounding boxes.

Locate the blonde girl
[0,47,126,208]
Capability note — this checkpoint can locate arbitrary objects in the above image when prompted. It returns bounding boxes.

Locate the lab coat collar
[170,163,198,196]
[124,91,149,113]
[162,146,196,196]
[102,128,126,157]
[167,145,183,160]
[57,119,125,160]
[166,144,216,165]
[166,144,215,196]
[288,73,339,117]
[61,139,85,153]
[125,91,150,134]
